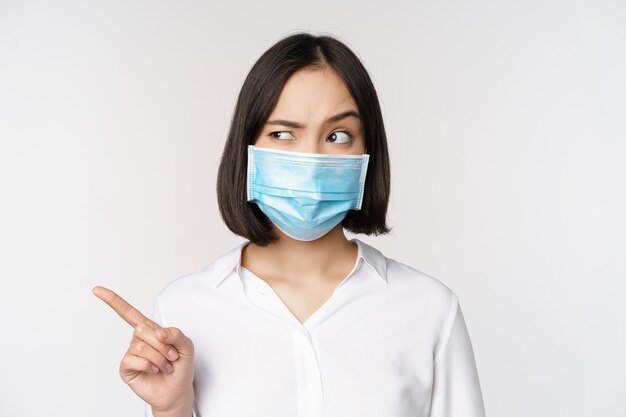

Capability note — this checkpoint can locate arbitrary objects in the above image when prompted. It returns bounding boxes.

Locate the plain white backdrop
[1,0,625,416]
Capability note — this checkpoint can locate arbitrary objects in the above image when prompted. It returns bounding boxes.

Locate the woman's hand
[93,286,195,413]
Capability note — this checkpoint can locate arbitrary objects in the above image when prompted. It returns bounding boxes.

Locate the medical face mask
[246,145,370,241]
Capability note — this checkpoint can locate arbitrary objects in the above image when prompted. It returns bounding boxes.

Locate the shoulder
[153,242,244,309]
[371,246,462,352]
[357,237,458,312]
[383,253,459,318]
[387,256,454,294]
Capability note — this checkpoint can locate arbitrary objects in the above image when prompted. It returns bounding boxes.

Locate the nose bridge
[302,139,321,154]
[300,127,323,154]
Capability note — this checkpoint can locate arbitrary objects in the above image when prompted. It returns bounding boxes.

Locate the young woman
[94,32,486,417]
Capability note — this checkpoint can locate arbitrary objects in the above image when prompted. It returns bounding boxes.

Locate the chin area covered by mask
[246,145,369,241]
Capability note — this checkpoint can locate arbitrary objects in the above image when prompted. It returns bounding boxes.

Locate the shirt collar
[210,237,388,289]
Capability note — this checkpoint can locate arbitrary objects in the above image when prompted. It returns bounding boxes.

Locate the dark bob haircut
[217,32,392,246]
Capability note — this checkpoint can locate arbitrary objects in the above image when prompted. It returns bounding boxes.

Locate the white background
[1,1,625,416]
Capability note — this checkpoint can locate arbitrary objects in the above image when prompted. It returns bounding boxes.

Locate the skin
[92,65,365,415]
[92,285,195,417]
[243,65,366,324]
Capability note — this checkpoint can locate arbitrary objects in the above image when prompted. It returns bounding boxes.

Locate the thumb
[157,326,194,357]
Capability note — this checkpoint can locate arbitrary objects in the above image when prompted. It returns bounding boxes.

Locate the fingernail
[167,348,178,361]
[165,363,174,373]
[159,328,169,339]
[151,365,159,373]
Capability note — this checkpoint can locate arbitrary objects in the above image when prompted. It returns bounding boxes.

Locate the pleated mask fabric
[246,145,370,241]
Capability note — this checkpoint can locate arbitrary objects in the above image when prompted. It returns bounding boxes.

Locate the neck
[243,223,358,283]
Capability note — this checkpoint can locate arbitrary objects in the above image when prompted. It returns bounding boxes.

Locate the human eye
[268,131,295,140]
[326,130,352,144]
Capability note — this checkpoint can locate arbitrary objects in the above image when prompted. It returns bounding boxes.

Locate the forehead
[269,67,357,118]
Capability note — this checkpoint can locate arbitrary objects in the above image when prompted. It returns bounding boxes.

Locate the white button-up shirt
[144,238,486,417]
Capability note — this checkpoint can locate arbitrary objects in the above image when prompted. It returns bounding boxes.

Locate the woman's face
[253,67,366,155]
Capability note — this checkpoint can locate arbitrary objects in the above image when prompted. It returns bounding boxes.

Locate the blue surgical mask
[246,145,370,241]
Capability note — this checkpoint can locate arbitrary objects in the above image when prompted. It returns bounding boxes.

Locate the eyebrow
[265,110,360,129]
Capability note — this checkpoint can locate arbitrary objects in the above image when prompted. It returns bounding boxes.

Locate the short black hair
[217,31,392,246]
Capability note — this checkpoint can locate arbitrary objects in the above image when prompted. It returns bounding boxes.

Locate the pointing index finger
[92,286,157,329]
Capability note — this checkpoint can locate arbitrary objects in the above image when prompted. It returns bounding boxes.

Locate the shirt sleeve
[145,402,198,417]
[144,402,198,417]
[143,299,199,417]
[429,292,486,417]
